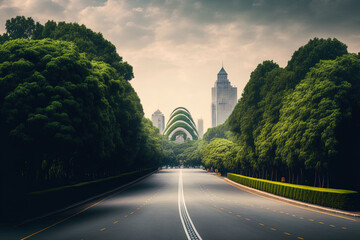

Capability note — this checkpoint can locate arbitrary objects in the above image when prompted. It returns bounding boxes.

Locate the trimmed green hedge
[227,173,359,211]
[18,168,156,221]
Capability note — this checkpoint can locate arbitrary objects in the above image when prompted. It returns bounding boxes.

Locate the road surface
[1,169,359,240]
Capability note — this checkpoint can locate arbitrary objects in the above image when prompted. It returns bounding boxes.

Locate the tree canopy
[1,16,133,80]
[182,38,359,190]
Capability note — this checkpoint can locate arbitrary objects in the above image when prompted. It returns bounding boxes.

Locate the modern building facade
[163,107,198,142]
[197,119,204,139]
[211,66,237,127]
[151,109,165,134]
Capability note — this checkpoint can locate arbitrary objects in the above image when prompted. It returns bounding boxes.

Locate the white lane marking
[178,170,203,240]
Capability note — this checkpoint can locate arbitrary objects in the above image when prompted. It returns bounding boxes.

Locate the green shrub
[227,173,359,210]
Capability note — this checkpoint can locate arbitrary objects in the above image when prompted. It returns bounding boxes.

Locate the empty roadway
[1,169,359,240]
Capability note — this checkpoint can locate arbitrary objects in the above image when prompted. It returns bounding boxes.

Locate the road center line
[178,170,202,240]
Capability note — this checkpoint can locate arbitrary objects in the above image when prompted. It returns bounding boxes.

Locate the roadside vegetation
[180,38,360,193]
[228,173,358,210]
[1,16,359,216]
[0,16,164,219]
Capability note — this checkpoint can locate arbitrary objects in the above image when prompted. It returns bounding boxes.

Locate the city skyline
[1,0,360,131]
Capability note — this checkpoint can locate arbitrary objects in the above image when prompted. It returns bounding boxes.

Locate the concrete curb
[218,174,360,218]
[18,170,158,226]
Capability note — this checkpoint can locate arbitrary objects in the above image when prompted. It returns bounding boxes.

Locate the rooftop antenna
[222,60,223,68]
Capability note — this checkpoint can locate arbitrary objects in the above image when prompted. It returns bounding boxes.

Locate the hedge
[227,173,359,211]
[14,168,156,222]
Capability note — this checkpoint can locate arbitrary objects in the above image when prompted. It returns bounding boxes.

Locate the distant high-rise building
[211,66,237,127]
[197,119,204,139]
[151,109,165,134]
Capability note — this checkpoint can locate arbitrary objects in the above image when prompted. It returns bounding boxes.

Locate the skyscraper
[211,66,237,127]
[197,119,204,139]
[151,109,165,134]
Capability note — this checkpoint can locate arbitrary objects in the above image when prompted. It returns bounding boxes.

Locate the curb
[216,174,360,218]
[17,170,158,226]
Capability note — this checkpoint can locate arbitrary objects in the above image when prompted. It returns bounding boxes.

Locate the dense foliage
[181,38,359,191]
[226,38,359,190]
[0,17,164,205]
[0,39,161,193]
[1,16,133,80]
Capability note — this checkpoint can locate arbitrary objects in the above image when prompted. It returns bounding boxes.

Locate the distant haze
[1,0,360,131]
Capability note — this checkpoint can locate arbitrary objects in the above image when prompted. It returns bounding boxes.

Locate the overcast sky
[1,0,360,132]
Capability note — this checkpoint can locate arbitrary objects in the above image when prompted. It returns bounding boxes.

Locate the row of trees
[0,17,164,198]
[0,16,133,80]
[180,38,360,191]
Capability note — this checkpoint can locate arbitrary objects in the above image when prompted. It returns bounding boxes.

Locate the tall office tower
[197,119,204,139]
[211,66,237,127]
[151,109,165,134]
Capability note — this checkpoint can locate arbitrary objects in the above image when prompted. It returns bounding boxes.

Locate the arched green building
[163,107,198,142]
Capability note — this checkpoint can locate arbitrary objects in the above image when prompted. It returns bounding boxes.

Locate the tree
[3,16,134,80]
[0,39,144,190]
[286,38,348,81]
[226,38,358,187]
[5,16,35,39]
[203,123,232,142]
[273,54,360,188]
[0,33,9,44]
[202,138,238,172]
[228,60,280,176]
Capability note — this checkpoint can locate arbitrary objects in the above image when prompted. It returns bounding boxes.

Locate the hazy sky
[1,0,360,132]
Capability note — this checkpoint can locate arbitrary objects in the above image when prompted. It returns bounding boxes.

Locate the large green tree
[273,54,360,188]
[226,38,355,187]
[5,16,35,39]
[2,16,133,80]
[0,39,144,190]
[202,138,239,172]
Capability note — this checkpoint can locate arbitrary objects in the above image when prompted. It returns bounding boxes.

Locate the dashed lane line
[202,183,349,230]
[217,205,305,240]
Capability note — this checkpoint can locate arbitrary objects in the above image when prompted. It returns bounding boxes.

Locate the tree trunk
[266,169,268,180]
[288,168,291,183]
[327,175,330,188]
[271,168,273,181]
[322,174,325,188]
[314,170,317,187]
[296,174,299,185]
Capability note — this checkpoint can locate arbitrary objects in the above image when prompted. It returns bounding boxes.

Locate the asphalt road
[1,169,359,240]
